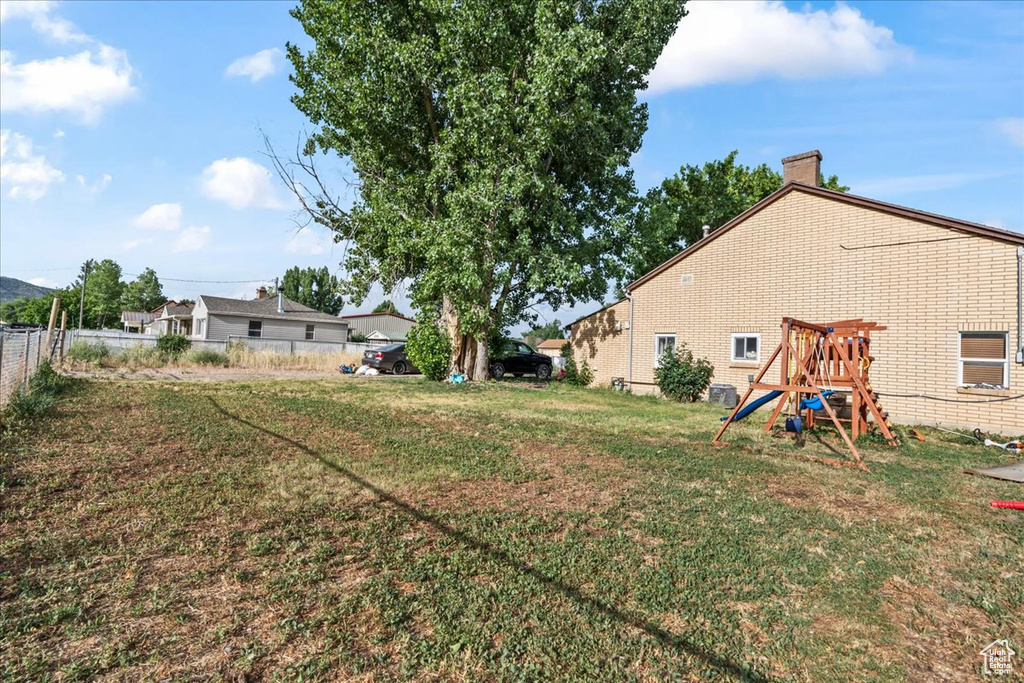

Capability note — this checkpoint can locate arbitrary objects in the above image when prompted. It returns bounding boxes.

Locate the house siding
[206,314,347,342]
[571,190,1024,433]
[569,300,630,388]
[343,314,415,339]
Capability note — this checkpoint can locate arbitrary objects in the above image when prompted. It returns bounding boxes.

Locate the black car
[361,343,420,375]
[490,341,552,380]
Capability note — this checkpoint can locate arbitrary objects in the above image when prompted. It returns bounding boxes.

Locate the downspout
[626,290,634,391]
[1017,246,1023,364]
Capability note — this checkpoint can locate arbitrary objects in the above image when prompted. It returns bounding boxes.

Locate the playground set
[713,317,900,470]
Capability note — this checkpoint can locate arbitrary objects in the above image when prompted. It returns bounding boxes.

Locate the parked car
[361,343,420,375]
[490,341,552,380]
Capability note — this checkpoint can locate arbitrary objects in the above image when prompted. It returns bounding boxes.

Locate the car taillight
[374,352,383,359]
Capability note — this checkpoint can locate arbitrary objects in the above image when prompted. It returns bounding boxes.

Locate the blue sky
[1,0,1022,332]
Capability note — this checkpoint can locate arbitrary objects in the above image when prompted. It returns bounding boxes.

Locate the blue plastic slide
[720,390,783,422]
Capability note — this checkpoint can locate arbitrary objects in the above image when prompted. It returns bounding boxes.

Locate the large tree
[119,267,165,312]
[83,259,124,329]
[621,151,849,285]
[372,300,403,316]
[282,0,686,379]
[523,319,564,348]
[280,265,344,315]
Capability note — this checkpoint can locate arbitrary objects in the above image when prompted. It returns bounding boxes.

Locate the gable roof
[199,295,346,325]
[339,311,416,323]
[536,338,568,350]
[627,182,1024,293]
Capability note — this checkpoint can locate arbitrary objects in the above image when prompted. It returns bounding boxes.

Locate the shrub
[654,342,714,402]
[561,342,592,387]
[156,334,190,358]
[66,340,111,363]
[349,331,368,343]
[406,314,451,381]
[189,349,229,366]
[122,345,165,367]
[4,361,68,427]
[29,360,67,394]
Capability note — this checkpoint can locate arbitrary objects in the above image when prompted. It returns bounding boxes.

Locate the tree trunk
[443,296,490,381]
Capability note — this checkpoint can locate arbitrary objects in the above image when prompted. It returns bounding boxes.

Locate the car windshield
[378,343,403,352]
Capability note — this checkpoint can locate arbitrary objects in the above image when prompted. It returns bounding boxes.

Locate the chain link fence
[0,329,64,409]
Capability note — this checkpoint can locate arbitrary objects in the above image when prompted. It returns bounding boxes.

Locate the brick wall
[571,189,1024,433]
[568,300,630,388]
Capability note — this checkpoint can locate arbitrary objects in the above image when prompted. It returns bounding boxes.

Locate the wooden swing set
[713,317,900,470]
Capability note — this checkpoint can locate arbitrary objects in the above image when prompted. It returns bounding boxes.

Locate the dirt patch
[765,478,924,525]
[880,576,998,682]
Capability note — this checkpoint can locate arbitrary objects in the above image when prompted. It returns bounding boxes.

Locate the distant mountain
[0,276,55,303]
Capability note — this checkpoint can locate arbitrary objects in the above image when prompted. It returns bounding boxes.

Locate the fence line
[1,329,65,408]
[66,330,376,356]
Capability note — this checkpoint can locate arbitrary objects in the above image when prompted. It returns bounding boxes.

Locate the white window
[731,333,760,363]
[195,319,204,337]
[305,324,315,341]
[959,332,1008,388]
[655,334,676,364]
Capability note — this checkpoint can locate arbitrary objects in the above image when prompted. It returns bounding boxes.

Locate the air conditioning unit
[708,383,738,408]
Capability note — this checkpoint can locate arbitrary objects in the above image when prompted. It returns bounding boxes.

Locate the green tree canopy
[280,266,344,315]
[119,267,165,312]
[372,300,403,316]
[283,0,686,379]
[523,319,564,348]
[621,151,849,285]
[82,259,124,329]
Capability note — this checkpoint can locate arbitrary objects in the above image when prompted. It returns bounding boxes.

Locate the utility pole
[78,259,93,332]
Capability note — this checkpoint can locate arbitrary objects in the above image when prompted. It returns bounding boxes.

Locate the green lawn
[1,376,1021,681]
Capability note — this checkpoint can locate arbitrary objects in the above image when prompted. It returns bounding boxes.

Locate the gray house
[192,290,348,342]
[340,312,416,343]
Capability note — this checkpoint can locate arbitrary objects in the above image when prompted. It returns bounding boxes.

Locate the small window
[655,334,676,364]
[731,333,760,363]
[959,332,1008,388]
[195,319,204,337]
[248,320,262,338]
[305,324,315,341]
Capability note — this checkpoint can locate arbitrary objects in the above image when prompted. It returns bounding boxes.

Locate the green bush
[156,334,190,358]
[29,360,67,394]
[4,361,68,426]
[188,349,229,366]
[654,342,714,402]
[406,314,451,381]
[66,340,111,363]
[561,342,593,387]
[121,345,165,367]
[349,331,368,343]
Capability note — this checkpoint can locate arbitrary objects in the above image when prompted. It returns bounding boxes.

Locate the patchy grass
[0,377,1020,681]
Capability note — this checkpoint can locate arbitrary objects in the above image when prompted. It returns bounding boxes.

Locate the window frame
[305,324,315,341]
[247,320,263,339]
[654,334,676,365]
[730,333,761,363]
[958,331,1009,388]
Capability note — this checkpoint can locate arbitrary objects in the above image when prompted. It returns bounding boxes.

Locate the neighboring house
[340,312,416,344]
[147,302,194,336]
[569,151,1024,433]
[121,311,156,333]
[535,339,567,358]
[191,289,348,342]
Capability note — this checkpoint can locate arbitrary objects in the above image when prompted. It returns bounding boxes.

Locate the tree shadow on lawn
[208,398,769,682]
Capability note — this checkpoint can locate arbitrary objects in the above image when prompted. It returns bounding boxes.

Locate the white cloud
[0,46,137,122]
[648,1,911,93]
[173,225,211,252]
[201,157,283,209]
[121,237,154,251]
[225,48,283,82]
[0,1,87,43]
[0,129,64,200]
[27,276,58,288]
[134,202,182,231]
[53,128,65,138]
[285,226,326,255]
[76,172,111,194]
[995,117,1024,148]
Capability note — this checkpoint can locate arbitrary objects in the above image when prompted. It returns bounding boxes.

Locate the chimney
[276,277,284,314]
[257,286,268,299]
[702,224,711,239]
[782,150,822,187]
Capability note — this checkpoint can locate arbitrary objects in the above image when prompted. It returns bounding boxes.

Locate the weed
[188,348,229,366]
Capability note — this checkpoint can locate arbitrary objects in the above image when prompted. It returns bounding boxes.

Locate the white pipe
[1017,245,1022,364]
[626,290,634,391]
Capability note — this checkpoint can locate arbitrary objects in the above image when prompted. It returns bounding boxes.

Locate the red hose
[990,501,1024,510]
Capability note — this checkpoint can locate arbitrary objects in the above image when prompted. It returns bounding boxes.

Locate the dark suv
[361,343,419,375]
[490,341,552,380]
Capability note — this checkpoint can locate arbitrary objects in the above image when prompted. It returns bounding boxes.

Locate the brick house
[568,151,1024,433]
